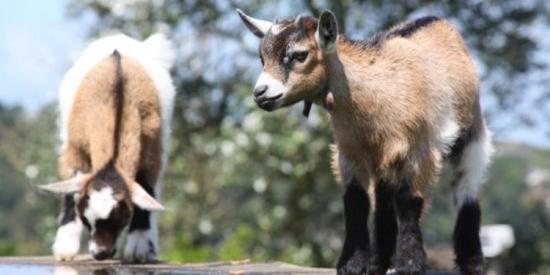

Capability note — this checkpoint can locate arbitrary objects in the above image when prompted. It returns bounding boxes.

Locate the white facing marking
[124,230,157,263]
[88,240,106,255]
[454,126,494,208]
[254,71,288,99]
[52,219,83,261]
[84,186,118,224]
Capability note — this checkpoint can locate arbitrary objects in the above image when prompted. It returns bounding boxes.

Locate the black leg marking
[60,194,77,225]
[454,200,484,275]
[337,179,369,275]
[369,181,397,275]
[129,171,153,232]
[394,180,427,275]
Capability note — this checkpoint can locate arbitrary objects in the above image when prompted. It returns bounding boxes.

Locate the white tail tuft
[144,33,176,70]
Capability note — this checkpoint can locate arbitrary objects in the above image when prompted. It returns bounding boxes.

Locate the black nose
[254,85,267,97]
[92,248,116,261]
[92,251,110,260]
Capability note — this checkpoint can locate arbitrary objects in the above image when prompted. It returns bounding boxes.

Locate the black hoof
[394,253,427,275]
[394,265,426,275]
[367,264,389,275]
[337,250,368,275]
[457,255,484,275]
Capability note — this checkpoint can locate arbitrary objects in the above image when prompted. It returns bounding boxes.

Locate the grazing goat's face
[238,10,339,112]
[76,167,133,260]
[40,163,164,260]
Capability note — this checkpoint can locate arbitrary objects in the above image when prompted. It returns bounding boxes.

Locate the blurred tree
[0,103,59,255]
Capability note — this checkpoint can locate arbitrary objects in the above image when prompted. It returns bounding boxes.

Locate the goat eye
[293,51,309,62]
[283,56,290,65]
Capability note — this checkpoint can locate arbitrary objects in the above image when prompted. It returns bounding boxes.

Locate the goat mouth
[254,94,283,111]
[92,248,116,260]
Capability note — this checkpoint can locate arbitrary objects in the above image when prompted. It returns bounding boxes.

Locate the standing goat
[238,9,492,275]
[40,34,175,262]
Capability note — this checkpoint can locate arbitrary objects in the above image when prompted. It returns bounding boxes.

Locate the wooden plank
[0,256,335,274]
[0,256,459,274]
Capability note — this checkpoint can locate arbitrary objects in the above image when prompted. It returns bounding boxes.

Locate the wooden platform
[0,256,458,274]
[0,255,334,274]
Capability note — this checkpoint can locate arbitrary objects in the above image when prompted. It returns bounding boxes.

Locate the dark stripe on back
[346,31,387,50]
[344,16,441,51]
[389,16,441,38]
[112,50,123,160]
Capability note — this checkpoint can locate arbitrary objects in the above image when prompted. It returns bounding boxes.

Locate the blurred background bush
[0,0,549,274]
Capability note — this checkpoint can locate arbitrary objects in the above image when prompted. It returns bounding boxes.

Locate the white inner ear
[130,183,165,211]
[315,28,338,53]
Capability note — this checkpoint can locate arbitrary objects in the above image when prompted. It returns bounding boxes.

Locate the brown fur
[61,56,162,186]
[327,19,479,193]
[253,15,483,200]
[254,17,480,195]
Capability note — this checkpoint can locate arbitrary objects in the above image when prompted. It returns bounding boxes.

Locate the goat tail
[112,50,124,160]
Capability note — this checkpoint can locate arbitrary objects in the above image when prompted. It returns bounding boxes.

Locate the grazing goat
[238,9,492,275]
[40,33,175,262]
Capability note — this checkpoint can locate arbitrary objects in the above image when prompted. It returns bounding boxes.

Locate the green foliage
[218,224,254,261]
[162,233,213,262]
[0,103,59,255]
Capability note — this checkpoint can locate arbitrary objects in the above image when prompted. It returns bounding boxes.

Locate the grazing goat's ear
[236,9,273,38]
[316,10,339,53]
[38,174,89,194]
[129,182,165,211]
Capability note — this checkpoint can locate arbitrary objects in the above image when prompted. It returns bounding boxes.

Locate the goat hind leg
[450,125,492,275]
[394,179,427,275]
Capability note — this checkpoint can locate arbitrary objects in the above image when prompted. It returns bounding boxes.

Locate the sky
[0,0,86,110]
[0,1,548,148]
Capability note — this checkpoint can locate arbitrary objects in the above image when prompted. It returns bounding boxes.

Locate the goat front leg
[124,170,159,263]
[369,180,398,275]
[337,177,370,275]
[53,145,89,261]
[394,179,427,275]
[53,194,83,261]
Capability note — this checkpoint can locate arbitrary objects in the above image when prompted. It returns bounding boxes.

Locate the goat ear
[129,182,165,211]
[38,174,89,194]
[316,10,339,53]
[236,9,273,38]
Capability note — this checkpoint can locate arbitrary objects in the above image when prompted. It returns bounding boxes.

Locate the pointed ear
[38,174,89,194]
[236,9,273,38]
[316,10,339,53]
[129,182,165,211]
